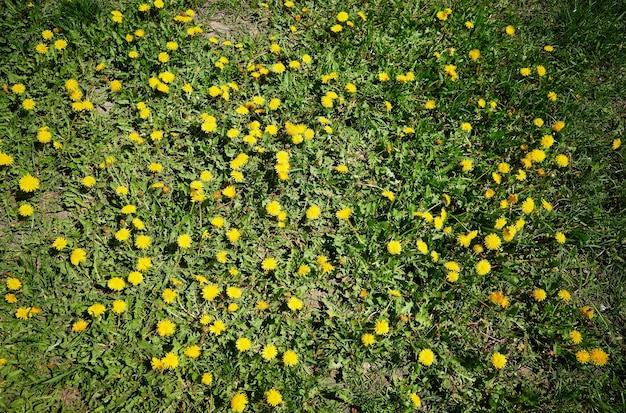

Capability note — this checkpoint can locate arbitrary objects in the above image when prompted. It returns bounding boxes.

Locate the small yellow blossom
[418,348,435,366]
[558,290,571,301]
[569,330,582,344]
[112,300,127,314]
[533,288,547,302]
[491,352,507,369]
[374,319,390,335]
[555,232,566,244]
[475,259,491,275]
[387,240,402,255]
[336,208,352,220]
[282,350,298,366]
[590,348,608,366]
[581,306,595,319]
[613,139,621,150]
[576,350,590,364]
[460,159,473,171]
[72,319,89,332]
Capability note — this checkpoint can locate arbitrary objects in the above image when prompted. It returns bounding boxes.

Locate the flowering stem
[199,204,203,229]
[347,220,365,245]
[174,249,183,269]
[91,239,101,282]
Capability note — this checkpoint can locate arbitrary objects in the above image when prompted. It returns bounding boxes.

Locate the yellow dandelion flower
[112,300,127,314]
[521,197,535,214]
[210,216,225,228]
[337,11,349,22]
[72,319,88,332]
[226,286,242,299]
[460,159,473,171]
[361,333,375,346]
[416,239,428,254]
[374,319,390,335]
[558,289,571,301]
[552,121,565,132]
[491,352,507,369]
[418,348,435,366]
[537,65,546,76]
[231,392,248,412]
[261,257,277,272]
[569,330,582,344]
[157,319,176,337]
[6,278,22,291]
[115,228,130,242]
[161,352,179,369]
[581,306,595,319]
[287,297,303,311]
[70,248,86,266]
[87,303,106,317]
[127,271,143,286]
[108,277,125,291]
[282,350,298,366]
[19,174,40,192]
[18,203,34,217]
[162,289,177,303]
[475,259,491,275]
[202,284,220,301]
[262,344,278,360]
[387,240,402,255]
[484,233,501,250]
[0,152,14,166]
[54,39,68,50]
[185,345,201,359]
[336,208,352,220]
[202,372,213,385]
[533,288,547,302]
[235,338,252,352]
[590,348,608,366]
[120,205,136,214]
[223,185,236,198]
[305,205,321,220]
[410,393,421,407]
[612,138,621,150]
[136,257,152,272]
[216,250,228,264]
[555,154,569,167]
[177,234,192,249]
[576,350,590,364]
[135,235,151,249]
[266,388,283,407]
[446,271,459,282]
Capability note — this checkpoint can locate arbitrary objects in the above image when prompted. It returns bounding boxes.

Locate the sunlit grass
[0,0,624,411]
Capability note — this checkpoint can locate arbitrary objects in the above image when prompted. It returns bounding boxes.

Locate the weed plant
[0,0,624,412]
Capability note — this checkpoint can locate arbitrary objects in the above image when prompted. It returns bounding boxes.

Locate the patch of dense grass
[0,0,624,412]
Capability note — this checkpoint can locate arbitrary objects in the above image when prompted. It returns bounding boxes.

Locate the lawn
[0,0,624,412]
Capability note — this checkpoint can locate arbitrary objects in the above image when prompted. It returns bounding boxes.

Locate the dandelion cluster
[0,0,619,411]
